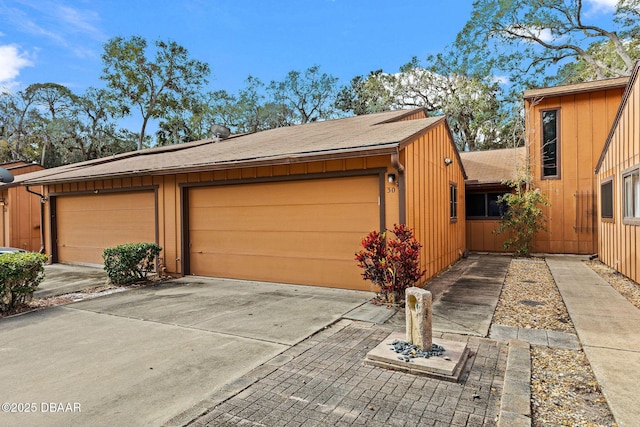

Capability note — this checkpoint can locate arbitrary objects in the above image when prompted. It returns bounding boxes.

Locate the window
[465,192,507,218]
[623,168,640,223]
[449,183,457,220]
[541,109,560,178]
[601,179,613,220]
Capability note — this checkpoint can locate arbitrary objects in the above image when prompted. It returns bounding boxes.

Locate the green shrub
[103,243,162,285]
[496,184,549,257]
[0,252,48,312]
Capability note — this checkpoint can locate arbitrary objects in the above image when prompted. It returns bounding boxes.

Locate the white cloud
[507,25,559,43]
[585,0,618,13]
[0,1,105,58]
[0,45,34,88]
[491,75,511,85]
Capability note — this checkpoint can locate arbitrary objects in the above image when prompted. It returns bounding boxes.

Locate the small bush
[0,252,48,312]
[355,224,426,303]
[496,184,549,257]
[103,243,162,285]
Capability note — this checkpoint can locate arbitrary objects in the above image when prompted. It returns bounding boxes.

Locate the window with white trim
[623,168,640,222]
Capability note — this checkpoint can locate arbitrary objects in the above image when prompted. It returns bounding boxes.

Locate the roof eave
[22,144,400,186]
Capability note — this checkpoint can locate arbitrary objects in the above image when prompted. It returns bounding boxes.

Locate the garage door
[55,191,156,265]
[187,175,381,290]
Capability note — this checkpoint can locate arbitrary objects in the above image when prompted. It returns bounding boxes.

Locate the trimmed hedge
[103,243,162,285]
[0,252,48,312]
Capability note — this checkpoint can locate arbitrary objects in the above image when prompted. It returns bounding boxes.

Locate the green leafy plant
[0,252,48,312]
[103,243,162,285]
[496,181,549,257]
[355,224,426,303]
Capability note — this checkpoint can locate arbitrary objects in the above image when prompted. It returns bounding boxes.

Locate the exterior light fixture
[444,157,453,166]
[388,173,396,183]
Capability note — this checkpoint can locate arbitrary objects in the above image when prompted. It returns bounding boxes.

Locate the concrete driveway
[0,276,372,426]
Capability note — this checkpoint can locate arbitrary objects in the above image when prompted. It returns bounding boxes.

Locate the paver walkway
[546,255,640,427]
[183,320,507,427]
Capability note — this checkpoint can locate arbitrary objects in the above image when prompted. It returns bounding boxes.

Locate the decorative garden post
[405,287,433,351]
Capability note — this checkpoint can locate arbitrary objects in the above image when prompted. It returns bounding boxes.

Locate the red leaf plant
[355,224,426,304]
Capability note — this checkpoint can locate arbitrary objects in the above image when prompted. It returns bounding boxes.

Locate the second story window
[542,109,560,179]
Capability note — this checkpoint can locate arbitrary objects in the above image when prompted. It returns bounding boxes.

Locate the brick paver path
[194,321,507,426]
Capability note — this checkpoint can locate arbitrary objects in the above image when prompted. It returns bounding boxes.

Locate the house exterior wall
[40,122,465,290]
[43,155,400,288]
[402,120,466,283]
[466,219,509,252]
[525,86,625,254]
[597,71,640,284]
[1,163,44,252]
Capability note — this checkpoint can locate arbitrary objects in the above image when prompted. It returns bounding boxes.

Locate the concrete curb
[497,339,532,427]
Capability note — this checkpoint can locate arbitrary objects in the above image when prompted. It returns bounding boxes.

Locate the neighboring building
[524,77,628,254]
[461,147,526,252]
[20,109,466,291]
[596,61,640,284]
[0,161,45,252]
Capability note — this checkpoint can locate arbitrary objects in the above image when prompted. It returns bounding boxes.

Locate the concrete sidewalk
[546,256,640,427]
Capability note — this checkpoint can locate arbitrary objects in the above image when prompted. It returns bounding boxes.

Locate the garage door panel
[190,253,372,291]
[191,230,368,259]
[56,192,156,265]
[189,179,376,208]
[190,202,377,233]
[188,175,380,289]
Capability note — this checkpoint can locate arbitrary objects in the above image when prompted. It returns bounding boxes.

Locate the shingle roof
[20,109,449,185]
[460,147,526,185]
[524,76,629,99]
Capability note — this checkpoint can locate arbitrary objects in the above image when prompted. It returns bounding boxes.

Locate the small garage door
[187,175,381,290]
[55,191,156,265]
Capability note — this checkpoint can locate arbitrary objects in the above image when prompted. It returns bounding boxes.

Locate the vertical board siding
[42,155,396,282]
[598,70,640,284]
[526,85,625,254]
[3,163,44,252]
[403,121,466,284]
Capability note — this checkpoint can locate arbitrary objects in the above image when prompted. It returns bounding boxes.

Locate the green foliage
[102,243,162,285]
[455,0,640,89]
[267,65,339,124]
[334,70,395,115]
[101,36,210,150]
[0,84,137,167]
[0,252,48,312]
[355,224,426,303]
[496,183,550,257]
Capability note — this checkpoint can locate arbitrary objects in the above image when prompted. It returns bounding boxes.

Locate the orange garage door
[188,175,381,290]
[55,191,156,265]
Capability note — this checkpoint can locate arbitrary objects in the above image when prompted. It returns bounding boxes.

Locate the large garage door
[187,175,381,290]
[55,191,156,265]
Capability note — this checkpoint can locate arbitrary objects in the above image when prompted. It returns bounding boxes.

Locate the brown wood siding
[186,175,380,290]
[402,120,466,283]
[598,71,640,284]
[42,156,396,285]
[54,191,156,265]
[466,219,510,252]
[0,164,44,252]
[526,86,624,254]
[6,185,42,252]
[0,189,7,247]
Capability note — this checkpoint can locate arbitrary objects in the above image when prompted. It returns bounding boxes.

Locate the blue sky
[0,0,620,96]
[1,0,478,94]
